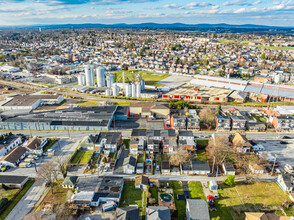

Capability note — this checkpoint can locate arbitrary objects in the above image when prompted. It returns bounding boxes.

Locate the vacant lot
[70,151,84,164]
[119,181,142,208]
[211,182,293,220]
[113,70,169,86]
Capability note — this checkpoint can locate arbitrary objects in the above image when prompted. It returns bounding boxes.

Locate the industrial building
[0,106,117,131]
[162,85,231,103]
[0,95,65,111]
[190,75,294,103]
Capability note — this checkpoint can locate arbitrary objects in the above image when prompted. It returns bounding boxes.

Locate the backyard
[79,151,93,164]
[0,179,35,220]
[210,181,294,220]
[188,182,206,200]
[119,181,142,208]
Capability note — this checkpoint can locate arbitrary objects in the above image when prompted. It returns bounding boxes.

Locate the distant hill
[0,23,293,30]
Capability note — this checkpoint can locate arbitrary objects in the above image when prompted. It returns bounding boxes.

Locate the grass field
[188,182,206,200]
[112,101,133,106]
[169,181,186,220]
[0,179,35,220]
[76,100,100,107]
[123,139,130,149]
[218,40,294,50]
[137,154,145,163]
[119,181,142,208]
[70,151,84,164]
[113,70,170,87]
[79,151,93,164]
[210,182,293,220]
[252,114,267,123]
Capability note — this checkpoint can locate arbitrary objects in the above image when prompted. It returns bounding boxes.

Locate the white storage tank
[96,66,106,87]
[125,84,131,97]
[112,85,119,97]
[105,89,112,96]
[131,84,136,97]
[136,84,141,97]
[85,65,94,86]
[78,74,86,86]
[106,74,114,88]
[140,80,145,91]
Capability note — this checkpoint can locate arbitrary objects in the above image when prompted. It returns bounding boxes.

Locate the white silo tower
[85,65,94,86]
[106,73,115,88]
[140,80,145,91]
[78,74,86,86]
[112,85,119,97]
[125,84,131,97]
[131,84,136,97]
[105,89,112,96]
[136,84,141,97]
[96,66,106,87]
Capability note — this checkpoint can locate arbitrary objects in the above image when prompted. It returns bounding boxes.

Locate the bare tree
[206,135,236,176]
[199,108,216,130]
[55,156,68,178]
[170,149,193,166]
[37,161,58,193]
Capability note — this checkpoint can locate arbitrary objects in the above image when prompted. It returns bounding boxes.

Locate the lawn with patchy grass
[211,182,293,220]
[188,182,206,200]
[79,151,93,164]
[113,70,170,86]
[0,179,35,220]
[150,186,159,204]
[119,181,142,208]
[252,114,267,123]
[76,100,100,107]
[193,150,207,161]
[70,151,84,164]
[169,181,186,220]
[112,101,134,106]
[0,188,18,200]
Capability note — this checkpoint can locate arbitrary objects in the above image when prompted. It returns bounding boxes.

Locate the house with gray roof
[186,199,210,220]
[116,206,139,220]
[146,206,170,220]
[62,176,78,189]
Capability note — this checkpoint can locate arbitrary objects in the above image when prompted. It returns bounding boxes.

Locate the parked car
[282,136,292,139]
[280,141,288,144]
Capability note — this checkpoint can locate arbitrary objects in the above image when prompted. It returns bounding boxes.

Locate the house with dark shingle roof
[0,146,27,167]
[181,160,210,175]
[146,206,171,220]
[116,206,140,220]
[0,175,29,188]
[62,176,78,189]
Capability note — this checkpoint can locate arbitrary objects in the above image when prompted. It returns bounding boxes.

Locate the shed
[209,180,218,191]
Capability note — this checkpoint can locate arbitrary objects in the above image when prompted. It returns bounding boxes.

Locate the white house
[249,163,264,174]
[222,162,236,176]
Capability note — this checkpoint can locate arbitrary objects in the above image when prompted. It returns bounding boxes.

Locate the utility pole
[271,154,277,175]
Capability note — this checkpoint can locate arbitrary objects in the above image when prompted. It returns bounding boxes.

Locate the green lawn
[193,150,207,161]
[188,182,206,200]
[0,179,35,220]
[169,181,186,220]
[113,70,170,86]
[112,101,133,106]
[70,151,84,164]
[123,139,130,149]
[196,139,209,150]
[210,182,294,220]
[109,152,118,159]
[0,188,18,200]
[137,154,145,163]
[150,186,159,203]
[79,151,93,164]
[120,181,142,208]
[43,138,57,153]
[142,189,148,218]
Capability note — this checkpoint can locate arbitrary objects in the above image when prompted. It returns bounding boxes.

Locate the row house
[171,114,200,130]
[271,116,294,131]
[215,116,231,131]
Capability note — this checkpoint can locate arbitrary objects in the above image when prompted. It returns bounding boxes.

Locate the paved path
[6,180,46,220]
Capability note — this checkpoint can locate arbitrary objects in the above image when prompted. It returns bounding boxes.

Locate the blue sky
[0,0,293,26]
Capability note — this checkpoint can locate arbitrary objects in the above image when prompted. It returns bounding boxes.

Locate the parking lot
[255,140,294,168]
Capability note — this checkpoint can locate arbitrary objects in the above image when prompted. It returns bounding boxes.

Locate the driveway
[6,179,46,220]
[182,181,191,199]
